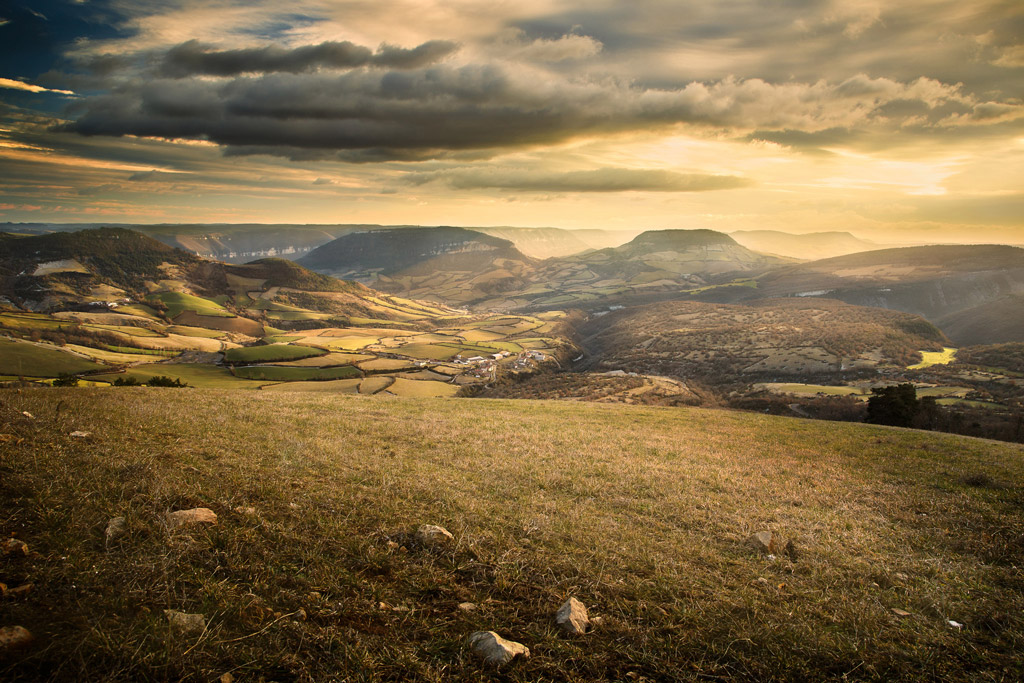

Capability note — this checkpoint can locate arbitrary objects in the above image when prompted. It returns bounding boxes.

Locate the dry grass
[1,388,1022,681]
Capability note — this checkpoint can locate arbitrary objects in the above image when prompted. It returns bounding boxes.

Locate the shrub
[145,375,188,388]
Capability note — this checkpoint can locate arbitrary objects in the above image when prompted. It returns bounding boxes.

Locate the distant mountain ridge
[730,230,880,260]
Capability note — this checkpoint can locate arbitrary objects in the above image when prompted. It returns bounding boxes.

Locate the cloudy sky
[0,0,1021,242]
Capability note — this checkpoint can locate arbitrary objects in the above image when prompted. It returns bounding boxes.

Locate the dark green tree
[52,373,80,387]
[866,383,919,427]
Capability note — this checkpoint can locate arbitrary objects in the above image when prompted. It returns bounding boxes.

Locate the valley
[2,224,1023,443]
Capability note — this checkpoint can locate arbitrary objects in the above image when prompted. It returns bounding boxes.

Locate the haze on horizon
[0,0,1021,245]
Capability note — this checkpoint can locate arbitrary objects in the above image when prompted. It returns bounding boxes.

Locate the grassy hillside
[1,389,1022,681]
[582,298,948,382]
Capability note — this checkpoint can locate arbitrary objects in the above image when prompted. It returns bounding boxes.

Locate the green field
[148,292,234,319]
[231,365,361,381]
[92,363,261,389]
[390,343,461,361]
[1,390,1022,681]
[223,344,327,364]
[0,338,107,377]
[909,347,958,370]
[166,325,225,339]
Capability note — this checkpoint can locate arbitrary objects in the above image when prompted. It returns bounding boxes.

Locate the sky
[0,0,1022,243]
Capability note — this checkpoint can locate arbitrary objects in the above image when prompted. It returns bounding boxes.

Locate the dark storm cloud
[157,39,459,77]
[405,168,752,193]
[56,62,1020,162]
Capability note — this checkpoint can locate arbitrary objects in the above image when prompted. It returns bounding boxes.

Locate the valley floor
[1,388,1023,681]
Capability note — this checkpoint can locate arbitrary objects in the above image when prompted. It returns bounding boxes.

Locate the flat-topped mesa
[298,226,530,278]
[624,229,739,253]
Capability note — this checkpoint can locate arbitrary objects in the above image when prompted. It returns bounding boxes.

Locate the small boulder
[105,516,127,548]
[468,631,530,666]
[166,508,217,530]
[415,524,454,547]
[0,625,33,652]
[748,531,775,554]
[556,597,590,635]
[2,538,29,557]
[457,602,478,612]
[165,610,206,635]
[219,674,235,683]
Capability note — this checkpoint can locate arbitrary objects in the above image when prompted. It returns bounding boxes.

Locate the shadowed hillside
[753,245,1024,345]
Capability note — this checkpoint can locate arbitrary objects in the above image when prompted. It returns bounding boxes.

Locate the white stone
[105,516,127,548]
[468,631,530,666]
[415,524,454,546]
[166,507,218,529]
[556,597,590,635]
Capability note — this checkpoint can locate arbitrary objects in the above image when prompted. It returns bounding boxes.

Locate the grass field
[0,338,107,377]
[147,292,234,319]
[385,377,461,397]
[0,389,1021,681]
[231,365,362,382]
[91,364,261,389]
[909,347,958,370]
[223,344,326,364]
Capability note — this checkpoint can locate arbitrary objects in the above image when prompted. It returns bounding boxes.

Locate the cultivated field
[1,389,1022,681]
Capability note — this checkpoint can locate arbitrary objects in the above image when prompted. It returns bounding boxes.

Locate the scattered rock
[219,674,235,683]
[166,508,217,529]
[457,602,478,612]
[164,610,206,635]
[415,524,454,547]
[0,625,34,651]
[105,516,127,548]
[748,531,775,554]
[468,631,530,666]
[233,506,257,516]
[21,411,33,419]
[2,538,29,557]
[69,430,91,438]
[556,597,590,635]
[783,539,798,562]
[891,608,913,617]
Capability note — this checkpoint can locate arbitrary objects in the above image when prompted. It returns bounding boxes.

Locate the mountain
[296,227,786,311]
[298,226,528,277]
[730,230,880,260]
[0,228,202,310]
[0,228,409,328]
[753,245,1024,344]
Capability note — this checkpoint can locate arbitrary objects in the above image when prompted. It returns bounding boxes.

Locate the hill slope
[1,389,1021,681]
[581,298,949,383]
[754,245,1024,344]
